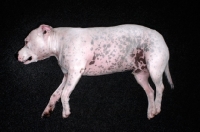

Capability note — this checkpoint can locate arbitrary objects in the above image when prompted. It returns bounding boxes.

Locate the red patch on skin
[133,48,147,73]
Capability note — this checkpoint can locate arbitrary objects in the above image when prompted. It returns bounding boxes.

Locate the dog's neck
[47,30,61,59]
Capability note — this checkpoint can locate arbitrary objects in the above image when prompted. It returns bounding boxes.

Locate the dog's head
[18,24,53,64]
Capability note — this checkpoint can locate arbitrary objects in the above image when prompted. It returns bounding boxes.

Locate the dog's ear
[39,24,52,34]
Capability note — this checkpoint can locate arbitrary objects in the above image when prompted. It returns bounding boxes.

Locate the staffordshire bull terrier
[18,24,174,119]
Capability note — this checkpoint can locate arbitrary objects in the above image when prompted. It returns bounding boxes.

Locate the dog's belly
[83,46,147,76]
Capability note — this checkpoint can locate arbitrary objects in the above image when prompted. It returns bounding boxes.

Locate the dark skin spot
[91,40,94,45]
[89,61,95,65]
[135,69,141,73]
[135,48,146,67]
[89,53,96,65]
[140,58,146,65]
[92,54,96,60]
[141,65,147,70]
[132,48,147,73]
[80,68,86,73]
[145,48,149,52]
[130,53,135,57]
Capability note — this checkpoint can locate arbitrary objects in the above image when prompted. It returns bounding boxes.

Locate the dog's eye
[25,41,30,49]
[43,30,47,34]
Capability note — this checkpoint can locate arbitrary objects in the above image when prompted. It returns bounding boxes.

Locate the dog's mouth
[23,56,32,64]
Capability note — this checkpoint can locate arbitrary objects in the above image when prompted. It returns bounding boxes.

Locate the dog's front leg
[41,75,67,118]
[61,68,83,118]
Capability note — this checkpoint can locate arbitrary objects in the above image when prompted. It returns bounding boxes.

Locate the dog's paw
[62,109,71,118]
[41,104,55,118]
[147,103,156,119]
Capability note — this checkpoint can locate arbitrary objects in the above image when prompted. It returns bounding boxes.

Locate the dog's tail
[165,63,174,89]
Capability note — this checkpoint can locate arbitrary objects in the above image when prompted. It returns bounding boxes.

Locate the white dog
[18,24,173,119]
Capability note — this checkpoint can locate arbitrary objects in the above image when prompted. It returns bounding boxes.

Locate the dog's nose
[14,53,19,60]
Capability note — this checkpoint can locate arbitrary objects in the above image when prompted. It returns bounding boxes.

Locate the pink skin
[18,24,173,119]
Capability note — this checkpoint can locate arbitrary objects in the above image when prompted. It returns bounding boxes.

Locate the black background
[1,0,199,131]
